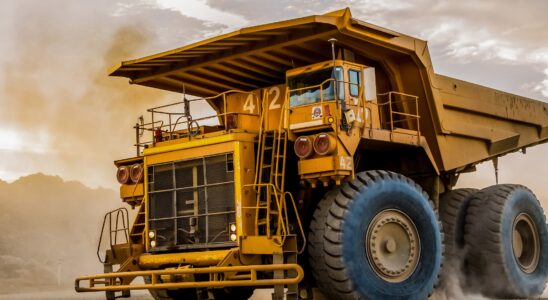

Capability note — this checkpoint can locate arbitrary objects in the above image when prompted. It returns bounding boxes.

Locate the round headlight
[150,240,157,248]
[294,136,314,159]
[313,133,337,156]
[148,231,155,239]
[230,233,237,241]
[130,163,144,183]
[230,223,237,232]
[116,166,130,184]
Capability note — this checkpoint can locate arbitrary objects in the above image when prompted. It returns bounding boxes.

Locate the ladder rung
[258,219,268,225]
[133,223,145,226]
[262,164,272,168]
[130,233,142,236]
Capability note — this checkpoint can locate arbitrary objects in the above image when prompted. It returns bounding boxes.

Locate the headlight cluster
[294,133,337,158]
[149,230,156,248]
[229,222,237,241]
[117,163,144,184]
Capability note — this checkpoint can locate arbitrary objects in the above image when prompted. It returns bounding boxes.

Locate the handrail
[97,208,130,263]
[242,183,287,243]
[377,91,420,138]
[134,89,261,154]
[284,192,306,254]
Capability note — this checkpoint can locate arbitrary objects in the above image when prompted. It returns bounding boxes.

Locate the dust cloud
[0,174,119,295]
[0,0,226,189]
[0,0,225,298]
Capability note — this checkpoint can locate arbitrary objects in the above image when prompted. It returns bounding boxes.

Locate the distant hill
[0,173,121,293]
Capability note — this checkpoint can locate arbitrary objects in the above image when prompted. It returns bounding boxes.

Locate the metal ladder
[129,204,146,244]
[252,95,302,300]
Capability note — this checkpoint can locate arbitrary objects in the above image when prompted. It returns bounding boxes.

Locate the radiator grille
[147,153,236,251]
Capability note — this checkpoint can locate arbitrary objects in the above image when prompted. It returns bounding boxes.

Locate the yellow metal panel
[144,133,256,156]
[138,250,230,268]
[240,236,284,255]
[147,142,233,165]
[298,155,353,175]
[120,183,144,199]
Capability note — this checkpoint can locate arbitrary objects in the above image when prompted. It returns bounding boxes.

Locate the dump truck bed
[109,8,548,175]
[435,74,548,172]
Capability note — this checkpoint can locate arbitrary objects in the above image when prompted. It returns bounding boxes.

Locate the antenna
[328,38,337,63]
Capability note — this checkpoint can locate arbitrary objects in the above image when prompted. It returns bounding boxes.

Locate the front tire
[465,184,548,298]
[144,276,198,300]
[310,170,443,300]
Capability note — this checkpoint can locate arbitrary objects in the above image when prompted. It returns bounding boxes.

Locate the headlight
[229,223,237,232]
[130,163,144,183]
[230,233,237,241]
[294,136,314,158]
[150,240,157,248]
[313,133,336,156]
[116,166,130,184]
[148,231,155,239]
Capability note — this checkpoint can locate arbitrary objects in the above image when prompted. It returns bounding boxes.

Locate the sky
[0,0,546,199]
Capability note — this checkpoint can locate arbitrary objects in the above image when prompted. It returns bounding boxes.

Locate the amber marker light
[294,136,314,158]
[116,166,130,184]
[313,133,337,155]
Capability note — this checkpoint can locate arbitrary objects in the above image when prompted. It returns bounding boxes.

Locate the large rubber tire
[144,276,199,300]
[464,184,548,298]
[310,170,443,300]
[440,188,477,261]
[307,188,340,300]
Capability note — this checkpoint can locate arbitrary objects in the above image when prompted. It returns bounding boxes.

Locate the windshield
[288,67,344,107]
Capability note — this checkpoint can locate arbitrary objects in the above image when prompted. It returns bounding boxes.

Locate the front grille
[147,153,236,251]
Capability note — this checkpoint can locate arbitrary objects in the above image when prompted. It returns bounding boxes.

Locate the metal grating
[148,153,236,251]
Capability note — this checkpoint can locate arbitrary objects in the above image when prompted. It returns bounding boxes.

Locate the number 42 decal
[242,86,282,113]
[268,86,281,110]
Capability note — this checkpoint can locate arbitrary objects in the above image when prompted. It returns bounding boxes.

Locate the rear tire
[464,184,548,298]
[310,170,443,300]
[440,188,477,261]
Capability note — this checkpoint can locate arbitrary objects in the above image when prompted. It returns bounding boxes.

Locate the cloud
[155,0,247,29]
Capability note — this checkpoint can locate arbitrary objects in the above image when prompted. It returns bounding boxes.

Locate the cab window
[288,67,345,107]
[349,69,361,97]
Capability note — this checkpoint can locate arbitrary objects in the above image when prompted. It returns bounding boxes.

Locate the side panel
[434,74,548,171]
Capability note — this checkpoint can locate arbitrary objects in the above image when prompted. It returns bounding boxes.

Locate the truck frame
[75,8,548,300]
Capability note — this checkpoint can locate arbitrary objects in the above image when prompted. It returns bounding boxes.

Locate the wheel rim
[512,213,540,273]
[365,209,420,282]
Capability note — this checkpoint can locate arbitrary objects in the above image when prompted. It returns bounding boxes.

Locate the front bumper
[75,263,304,292]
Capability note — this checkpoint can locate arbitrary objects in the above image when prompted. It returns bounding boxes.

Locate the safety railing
[377,91,420,138]
[133,90,261,155]
[75,263,304,292]
[97,208,130,263]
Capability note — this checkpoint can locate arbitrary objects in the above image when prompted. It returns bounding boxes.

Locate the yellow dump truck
[75,8,548,300]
